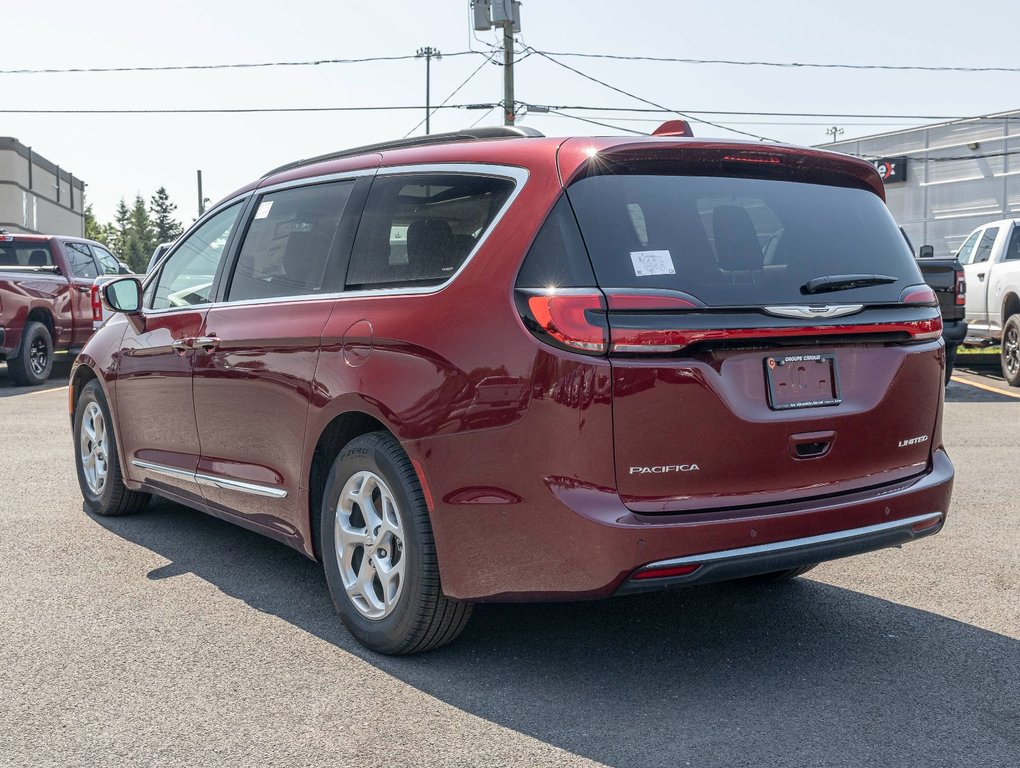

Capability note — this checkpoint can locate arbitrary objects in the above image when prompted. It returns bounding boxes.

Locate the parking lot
[1,359,1017,768]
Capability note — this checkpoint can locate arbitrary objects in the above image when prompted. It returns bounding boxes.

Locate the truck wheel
[945,343,958,386]
[73,379,150,516]
[7,321,53,386]
[1003,315,1020,387]
[321,432,472,654]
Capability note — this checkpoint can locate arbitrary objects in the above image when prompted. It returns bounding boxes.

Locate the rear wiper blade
[801,274,898,295]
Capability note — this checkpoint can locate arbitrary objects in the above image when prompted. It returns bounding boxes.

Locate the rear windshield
[565,175,922,306]
[0,242,54,268]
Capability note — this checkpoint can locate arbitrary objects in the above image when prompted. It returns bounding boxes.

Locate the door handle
[75,284,91,293]
[170,338,195,354]
[977,272,986,280]
[193,336,220,353]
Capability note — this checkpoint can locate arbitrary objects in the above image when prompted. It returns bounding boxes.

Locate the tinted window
[228,181,354,301]
[91,244,122,275]
[515,196,596,288]
[346,173,515,289]
[0,243,54,268]
[972,228,999,264]
[955,231,981,264]
[149,203,243,310]
[566,175,922,306]
[65,242,99,279]
[1006,226,1020,261]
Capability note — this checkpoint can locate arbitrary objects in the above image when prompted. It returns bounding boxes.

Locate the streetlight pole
[416,46,441,135]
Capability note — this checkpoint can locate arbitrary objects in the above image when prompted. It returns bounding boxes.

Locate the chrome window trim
[632,512,943,574]
[131,459,288,499]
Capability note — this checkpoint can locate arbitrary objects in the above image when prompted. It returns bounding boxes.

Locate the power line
[527,48,778,142]
[537,50,1020,74]
[403,52,500,138]
[545,109,647,135]
[0,51,487,76]
[0,104,491,115]
[531,104,1020,121]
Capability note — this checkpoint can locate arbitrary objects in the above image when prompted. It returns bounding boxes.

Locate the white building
[0,137,85,236]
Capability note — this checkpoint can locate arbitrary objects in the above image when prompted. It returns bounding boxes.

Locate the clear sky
[3,0,1018,225]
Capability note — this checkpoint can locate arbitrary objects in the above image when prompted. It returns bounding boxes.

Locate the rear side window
[65,242,99,279]
[346,173,515,290]
[956,231,981,264]
[228,181,354,301]
[566,175,922,306]
[0,243,54,268]
[515,196,596,288]
[1006,226,1020,261]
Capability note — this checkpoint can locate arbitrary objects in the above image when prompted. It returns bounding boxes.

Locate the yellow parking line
[950,376,1020,399]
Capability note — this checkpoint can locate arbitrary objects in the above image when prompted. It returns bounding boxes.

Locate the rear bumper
[616,512,942,595]
[430,448,954,602]
[942,318,968,345]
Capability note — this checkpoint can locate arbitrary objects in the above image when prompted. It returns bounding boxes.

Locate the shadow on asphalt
[0,358,73,397]
[92,498,1018,768]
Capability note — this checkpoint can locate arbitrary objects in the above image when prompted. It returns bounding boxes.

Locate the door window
[65,242,99,279]
[90,244,122,275]
[227,181,354,301]
[345,173,515,290]
[972,227,999,264]
[148,203,243,310]
[955,231,981,264]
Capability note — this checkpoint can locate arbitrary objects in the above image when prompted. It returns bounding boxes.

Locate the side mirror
[103,277,143,315]
[919,245,935,258]
[118,261,133,274]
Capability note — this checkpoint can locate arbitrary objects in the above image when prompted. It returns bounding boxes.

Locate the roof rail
[262,125,544,178]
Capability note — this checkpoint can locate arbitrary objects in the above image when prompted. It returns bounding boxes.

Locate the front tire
[321,432,471,654]
[73,379,150,516]
[8,321,53,386]
[1002,314,1020,387]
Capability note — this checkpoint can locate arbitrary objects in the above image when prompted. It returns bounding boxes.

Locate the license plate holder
[764,353,841,410]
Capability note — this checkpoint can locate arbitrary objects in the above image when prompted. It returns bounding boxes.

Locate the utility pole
[416,46,441,135]
[473,1,521,126]
[502,24,514,125]
[825,126,845,143]
[197,170,205,216]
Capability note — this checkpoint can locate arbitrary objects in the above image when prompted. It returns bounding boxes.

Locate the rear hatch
[517,144,944,513]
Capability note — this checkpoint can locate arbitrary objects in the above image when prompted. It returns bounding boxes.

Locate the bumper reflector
[631,563,701,580]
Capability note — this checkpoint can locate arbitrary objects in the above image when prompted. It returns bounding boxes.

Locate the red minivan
[70,126,953,654]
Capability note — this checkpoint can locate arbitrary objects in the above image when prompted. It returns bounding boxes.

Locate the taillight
[906,314,943,340]
[631,562,701,580]
[899,284,938,305]
[520,291,607,354]
[955,270,966,305]
[90,284,103,322]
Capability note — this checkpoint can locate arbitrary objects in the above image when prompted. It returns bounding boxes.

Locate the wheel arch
[1003,291,1020,327]
[307,408,394,561]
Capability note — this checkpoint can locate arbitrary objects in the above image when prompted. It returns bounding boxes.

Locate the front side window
[972,227,999,264]
[149,202,243,310]
[91,244,122,275]
[346,173,515,290]
[65,242,99,279]
[227,181,354,301]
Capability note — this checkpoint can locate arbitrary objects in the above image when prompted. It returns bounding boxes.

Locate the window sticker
[630,249,675,277]
[254,200,274,220]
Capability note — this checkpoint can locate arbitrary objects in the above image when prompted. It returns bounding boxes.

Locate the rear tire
[1002,314,1020,387]
[745,564,817,582]
[73,379,150,516]
[8,321,53,386]
[321,432,472,654]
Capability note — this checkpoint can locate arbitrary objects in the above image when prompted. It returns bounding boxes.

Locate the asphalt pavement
[0,361,1017,767]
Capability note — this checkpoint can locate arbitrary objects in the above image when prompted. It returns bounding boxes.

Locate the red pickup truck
[1,233,129,386]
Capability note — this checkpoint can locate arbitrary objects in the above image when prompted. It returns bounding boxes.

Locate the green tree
[124,194,156,270]
[149,186,184,244]
[84,203,104,242]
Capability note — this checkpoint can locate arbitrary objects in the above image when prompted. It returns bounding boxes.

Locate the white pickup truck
[957,219,1020,386]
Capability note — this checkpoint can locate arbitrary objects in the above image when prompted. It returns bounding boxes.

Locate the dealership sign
[872,156,908,184]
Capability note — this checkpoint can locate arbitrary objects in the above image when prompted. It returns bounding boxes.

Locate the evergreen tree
[125,194,156,270]
[84,203,104,242]
[149,186,184,244]
[110,198,131,256]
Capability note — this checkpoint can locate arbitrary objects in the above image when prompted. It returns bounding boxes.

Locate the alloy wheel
[1005,324,1019,377]
[29,336,48,377]
[80,402,109,496]
[334,470,406,620]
